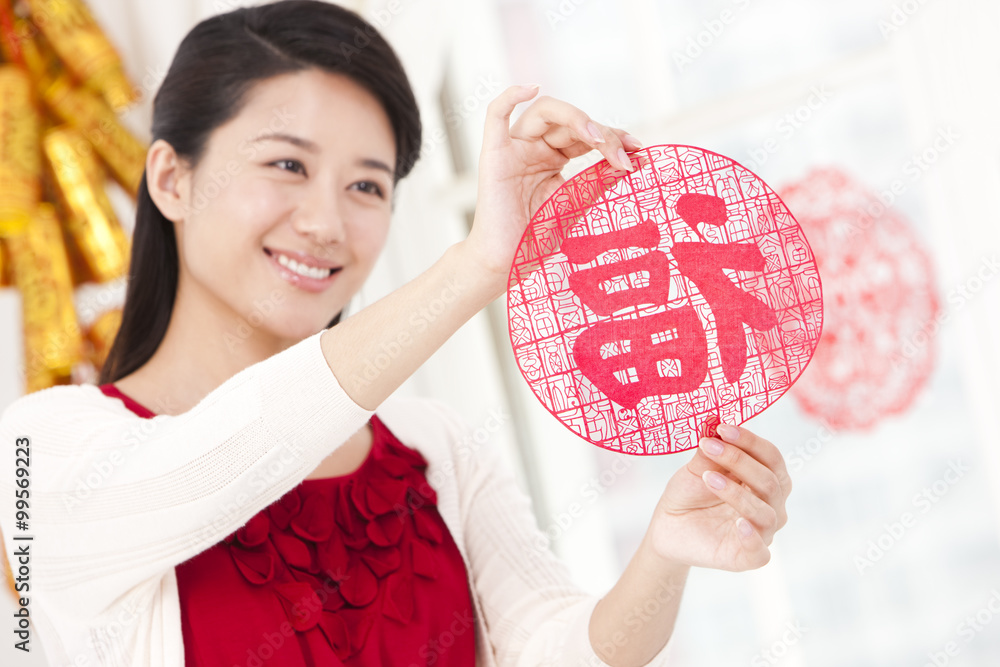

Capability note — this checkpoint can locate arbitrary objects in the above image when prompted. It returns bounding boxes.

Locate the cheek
[351,215,391,265]
[181,177,290,279]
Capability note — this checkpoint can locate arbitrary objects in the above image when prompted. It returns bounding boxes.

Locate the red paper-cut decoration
[507,145,824,454]
[778,168,939,430]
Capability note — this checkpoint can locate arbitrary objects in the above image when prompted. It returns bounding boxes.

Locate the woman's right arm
[0,328,372,618]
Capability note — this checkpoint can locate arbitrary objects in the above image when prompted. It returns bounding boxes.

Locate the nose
[291,183,347,246]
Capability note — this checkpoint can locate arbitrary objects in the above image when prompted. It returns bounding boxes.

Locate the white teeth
[273,251,332,280]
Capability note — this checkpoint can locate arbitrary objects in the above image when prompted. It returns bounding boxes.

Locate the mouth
[264,247,342,292]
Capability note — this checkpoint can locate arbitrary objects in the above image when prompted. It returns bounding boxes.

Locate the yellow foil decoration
[4,203,84,391]
[43,125,129,282]
[43,76,145,196]
[87,306,120,369]
[25,0,138,111]
[0,66,41,236]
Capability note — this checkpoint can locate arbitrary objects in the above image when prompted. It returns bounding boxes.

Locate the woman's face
[171,68,396,344]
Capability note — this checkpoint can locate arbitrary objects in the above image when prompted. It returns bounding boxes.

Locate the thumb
[482,84,540,151]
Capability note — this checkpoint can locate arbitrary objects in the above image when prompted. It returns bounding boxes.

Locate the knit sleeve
[426,401,675,667]
[0,329,373,618]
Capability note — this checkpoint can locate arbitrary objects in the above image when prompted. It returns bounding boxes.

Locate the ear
[145,139,192,223]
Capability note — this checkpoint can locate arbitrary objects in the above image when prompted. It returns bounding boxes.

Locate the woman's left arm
[588,424,792,665]
[451,88,792,665]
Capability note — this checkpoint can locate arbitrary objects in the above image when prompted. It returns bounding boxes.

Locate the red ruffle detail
[274,581,323,631]
[222,431,444,659]
[230,546,274,585]
[268,488,302,530]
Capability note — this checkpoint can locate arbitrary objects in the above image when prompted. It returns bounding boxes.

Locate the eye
[351,180,386,199]
[270,159,306,175]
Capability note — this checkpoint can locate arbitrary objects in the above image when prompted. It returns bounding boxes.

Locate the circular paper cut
[507,145,823,455]
[778,168,939,431]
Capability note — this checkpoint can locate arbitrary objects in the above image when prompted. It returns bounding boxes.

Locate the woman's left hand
[463,85,643,286]
[643,424,792,571]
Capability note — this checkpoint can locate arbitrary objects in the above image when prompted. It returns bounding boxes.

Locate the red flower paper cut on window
[778,168,939,430]
[507,145,823,454]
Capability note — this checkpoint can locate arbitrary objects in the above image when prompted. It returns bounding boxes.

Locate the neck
[114,272,295,416]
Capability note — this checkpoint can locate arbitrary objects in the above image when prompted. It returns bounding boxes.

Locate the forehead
[215,69,396,158]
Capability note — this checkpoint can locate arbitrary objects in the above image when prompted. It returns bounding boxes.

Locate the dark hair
[100,0,422,384]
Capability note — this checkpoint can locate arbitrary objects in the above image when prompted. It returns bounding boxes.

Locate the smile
[264,247,342,292]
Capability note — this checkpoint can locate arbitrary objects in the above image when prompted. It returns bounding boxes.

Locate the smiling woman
[0,1,792,666]
[139,69,395,346]
[99,7,420,399]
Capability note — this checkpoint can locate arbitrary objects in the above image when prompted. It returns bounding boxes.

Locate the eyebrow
[253,133,394,176]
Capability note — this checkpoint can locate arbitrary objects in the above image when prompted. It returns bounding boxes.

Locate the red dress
[99,383,477,666]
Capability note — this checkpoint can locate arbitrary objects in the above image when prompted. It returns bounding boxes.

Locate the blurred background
[1,0,998,664]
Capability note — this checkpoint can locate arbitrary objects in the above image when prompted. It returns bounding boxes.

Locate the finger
[607,127,644,151]
[734,518,771,570]
[683,446,732,479]
[702,469,780,544]
[716,423,792,496]
[698,435,786,515]
[482,84,540,151]
[509,97,635,171]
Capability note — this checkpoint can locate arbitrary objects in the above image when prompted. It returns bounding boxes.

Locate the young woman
[0,2,791,665]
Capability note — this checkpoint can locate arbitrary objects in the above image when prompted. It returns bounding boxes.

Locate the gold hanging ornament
[43,124,130,282]
[0,0,146,395]
[0,65,39,235]
[24,0,138,111]
[0,0,149,606]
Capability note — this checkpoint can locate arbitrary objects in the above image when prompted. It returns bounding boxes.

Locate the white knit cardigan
[0,329,674,666]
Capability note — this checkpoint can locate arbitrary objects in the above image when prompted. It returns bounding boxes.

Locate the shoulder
[374,396,507,474]
[374,395,470,454]
[1,383,125,423]
[0,384,144,455]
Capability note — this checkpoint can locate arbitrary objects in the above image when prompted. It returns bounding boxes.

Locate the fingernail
[587,121,605,143]
[716,423,740,441]
[700,439,724,456]
[520,83,541,93]
[617,148,634,171]
[704,471,727,490]
[737,518,754,539]
[623,133,643,149]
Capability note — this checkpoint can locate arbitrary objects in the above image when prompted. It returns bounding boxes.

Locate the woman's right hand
[461,84,643,294]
